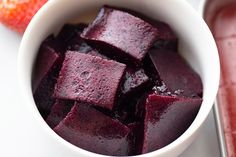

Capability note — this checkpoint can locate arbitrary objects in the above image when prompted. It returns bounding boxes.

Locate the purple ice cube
[81,6,158,62]
[33,43,62,118]
[54,103,132,156]
[149,49,203,98]
[53,51,126,110]
[142,94,202,153]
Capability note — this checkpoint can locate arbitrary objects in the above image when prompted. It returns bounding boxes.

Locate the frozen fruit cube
[142,94,202,153]
[149,49,203,98]
[115,7,177,41]
[32,45,59,92]
[54,103,132,156]
[115,7,177,51]
[53,51,126,110]
[81,6,158,62]
[121,68,149,95]
[46,100,74,128]
[33,44,62,118]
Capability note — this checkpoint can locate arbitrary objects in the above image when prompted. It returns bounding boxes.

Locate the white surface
[0,23,220,157]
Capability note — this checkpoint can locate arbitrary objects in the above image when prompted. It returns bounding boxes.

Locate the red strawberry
[0,0,47,33]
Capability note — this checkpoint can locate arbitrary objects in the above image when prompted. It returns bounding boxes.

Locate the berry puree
[32,6,203,156]
[205,1,236,156]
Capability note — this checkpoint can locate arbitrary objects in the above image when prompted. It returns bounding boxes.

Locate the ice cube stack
[32,6,203,156]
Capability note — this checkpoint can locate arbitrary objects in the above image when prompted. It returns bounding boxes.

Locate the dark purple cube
[121,68,149,95]
[33,44,61,118]
[112,7,177,51]
[53,51,126,110]
[142,94,202,153]
[32,45,59,92]
[81,6,158,62]
[46,100,74,128]
[54,103,132,156]
[149,49,203,98]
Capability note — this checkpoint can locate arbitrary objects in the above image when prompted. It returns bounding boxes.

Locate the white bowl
[17,0,220,157]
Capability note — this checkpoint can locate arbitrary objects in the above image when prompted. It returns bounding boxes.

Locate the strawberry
[0,0,47,33]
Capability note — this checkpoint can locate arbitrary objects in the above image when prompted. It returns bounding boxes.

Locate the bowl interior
[18,0,220,157]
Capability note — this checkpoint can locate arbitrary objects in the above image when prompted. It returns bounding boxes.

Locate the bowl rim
[17,0,220,156]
